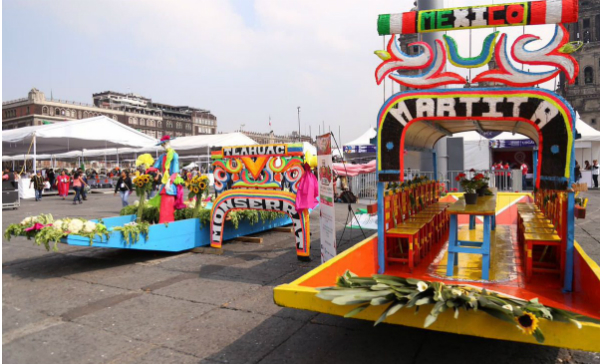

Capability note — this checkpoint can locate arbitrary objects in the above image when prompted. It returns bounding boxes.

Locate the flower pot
[464,193,478,205]
[574,206,586,219]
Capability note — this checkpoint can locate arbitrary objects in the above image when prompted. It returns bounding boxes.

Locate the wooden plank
[273,227,294,233]
[447,195,497,216]
[191,247,224,255]
[233,236,263,243]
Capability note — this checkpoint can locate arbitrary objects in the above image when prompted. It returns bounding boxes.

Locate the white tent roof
[50,132,257,159]
[344,128,377,146]
[576,120,600,142]
[302,142,317,156]
[2,116,158,155]
[454,131,489,141]
[492,132,529,140]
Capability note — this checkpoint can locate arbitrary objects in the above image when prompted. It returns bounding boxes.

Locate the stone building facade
[238,130,313,145]
[557,0,600,130]
[2,88,218,138]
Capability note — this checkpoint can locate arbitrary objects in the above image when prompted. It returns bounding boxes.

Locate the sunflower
[516,312,539,335]
[192,186,200,194]
[199,181,207,191]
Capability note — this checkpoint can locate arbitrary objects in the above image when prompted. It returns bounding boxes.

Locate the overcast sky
[3,0,557,144]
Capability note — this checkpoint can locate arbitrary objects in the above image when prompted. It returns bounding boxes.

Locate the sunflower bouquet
[133,174,154,222]
[187,175,210,213]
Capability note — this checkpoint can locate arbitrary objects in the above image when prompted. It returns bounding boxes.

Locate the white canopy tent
[344,128,377,148]
[574,119,600,168]
[454,131,491,170]
[2,116,158,172]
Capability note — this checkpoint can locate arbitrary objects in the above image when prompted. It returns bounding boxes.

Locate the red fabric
[57,176,70,197]
[332,160,376,177]
[402,11,417,34]
[159,195,175,223]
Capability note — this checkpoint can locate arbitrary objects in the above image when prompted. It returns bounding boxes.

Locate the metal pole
[33,133,37,173]
[297,106,301,141]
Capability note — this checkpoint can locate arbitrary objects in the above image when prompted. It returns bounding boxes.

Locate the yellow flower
[516,312,539,335]
[199,181,207,190]
[192,187,200,194]
[136,154,155,167]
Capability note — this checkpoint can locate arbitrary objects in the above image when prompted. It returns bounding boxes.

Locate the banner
[490,139,536,148]
[377,0,579,35]
[317,133,337,263]
[343,145,377,154]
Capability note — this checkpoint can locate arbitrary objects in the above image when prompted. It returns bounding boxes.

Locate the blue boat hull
[63,214,292,252]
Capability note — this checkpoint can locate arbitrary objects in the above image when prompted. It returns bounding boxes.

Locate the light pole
[297,106,301,141]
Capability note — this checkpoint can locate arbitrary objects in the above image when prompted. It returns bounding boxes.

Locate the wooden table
[446,195,497,280]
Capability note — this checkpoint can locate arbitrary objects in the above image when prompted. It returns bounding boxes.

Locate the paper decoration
[210,143,312,259]
[376,88,575,190]
[377,0,579,35]
[387,39,466,89]
[210,190,311,258]
[444,31,499,68]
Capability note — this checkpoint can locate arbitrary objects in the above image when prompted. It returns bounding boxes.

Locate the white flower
[53,220,64,231]
[82,221,96,233]
[502,304,513,312]
[133,200,139,207]
[416,281,428,292]
[20,217,33,226]
[451,289,462,297]
[68,219,84,234]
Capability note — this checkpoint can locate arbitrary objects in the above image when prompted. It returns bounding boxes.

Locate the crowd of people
[576,159,600,188]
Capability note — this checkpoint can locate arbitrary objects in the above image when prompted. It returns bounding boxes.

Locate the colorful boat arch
[210,189,311,258]
[376,87,576,190]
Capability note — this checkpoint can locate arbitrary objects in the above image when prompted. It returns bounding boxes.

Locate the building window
[130,117,138,125]
[176,122,182,129]
[592,119,597,125]
[185,123,191,130]
[55,108,60,115]
[139,119,146,126]
[167,121,173,128]
[584,67,594,84]
[84,111,89,118]
[157,121,163,128]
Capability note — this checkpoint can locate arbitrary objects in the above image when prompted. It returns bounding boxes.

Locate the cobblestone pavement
[2,191,600,363]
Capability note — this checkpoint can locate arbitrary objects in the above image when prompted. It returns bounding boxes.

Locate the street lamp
[297,106,301,141]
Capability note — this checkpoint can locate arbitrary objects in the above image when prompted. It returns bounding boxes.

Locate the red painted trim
[402,11,417,34]
[530,1,546,25]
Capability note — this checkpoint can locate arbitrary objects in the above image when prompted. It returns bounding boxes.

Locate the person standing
[504,161,511,190]
[114,171,133,207]
[72,171,87,205]
[592,160,599,188]
[29,170,45,201]
[584,160,591,170]
[47,169,56,190]
[574,161,582,183]
[79,169,89,201]
[520,162,528,190]
[56,170,70,199]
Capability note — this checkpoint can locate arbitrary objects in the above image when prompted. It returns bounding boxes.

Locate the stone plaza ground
[2,191,600,363]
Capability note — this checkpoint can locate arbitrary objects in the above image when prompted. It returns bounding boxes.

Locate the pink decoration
[332,160,377,177]
[174,184,186,210]
[25,223,50,232]
[295,164,319,212]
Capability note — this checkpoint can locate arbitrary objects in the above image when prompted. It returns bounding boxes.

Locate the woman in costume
[153,135,180,223]
[56,170,70,200]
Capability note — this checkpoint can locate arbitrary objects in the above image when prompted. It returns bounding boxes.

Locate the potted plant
[574,197,587,219]
[474,173,489,196]
[456,173,478,204]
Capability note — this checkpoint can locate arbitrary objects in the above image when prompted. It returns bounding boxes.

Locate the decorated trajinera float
[5,138,316,258]
[274,0,600,352]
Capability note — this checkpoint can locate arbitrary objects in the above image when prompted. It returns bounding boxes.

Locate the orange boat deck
[298,224,600,321]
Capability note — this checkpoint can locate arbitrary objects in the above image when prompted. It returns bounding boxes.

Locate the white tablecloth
[18,178,36,199]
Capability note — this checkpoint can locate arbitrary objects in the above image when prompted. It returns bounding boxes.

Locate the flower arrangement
[4,214,110,251]
[113,221,150,245]
[316,271,600,344]
[133,174,154,222]
[187,175,210,214]
[455,173,478,194]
